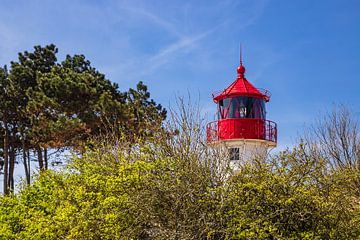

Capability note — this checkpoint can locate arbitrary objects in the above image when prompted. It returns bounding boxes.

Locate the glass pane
[218,100,223,120]
[220,97,266,119]
[229,148,240,160]
[218,98,231,119]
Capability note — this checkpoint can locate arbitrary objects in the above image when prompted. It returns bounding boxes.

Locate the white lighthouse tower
[206,53,277,171]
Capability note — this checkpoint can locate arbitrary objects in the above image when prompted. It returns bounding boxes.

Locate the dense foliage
[0,45,166,193]
[0,104,359,239]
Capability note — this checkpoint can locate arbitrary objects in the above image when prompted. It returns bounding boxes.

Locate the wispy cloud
[145,30,214,74]
[111,0,269,79]
[118,5,183,38]
[103,30,213,82]
[50,0,269,86]
[104,2,220,79]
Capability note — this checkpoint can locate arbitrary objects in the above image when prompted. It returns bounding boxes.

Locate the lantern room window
[218,97,265,120]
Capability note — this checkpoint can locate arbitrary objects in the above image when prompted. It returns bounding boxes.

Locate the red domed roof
[213,63,270,103]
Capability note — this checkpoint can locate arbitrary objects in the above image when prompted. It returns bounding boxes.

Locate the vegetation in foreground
[0,102,359,239]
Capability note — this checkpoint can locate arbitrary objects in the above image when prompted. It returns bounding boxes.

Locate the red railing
[206,118,277,143]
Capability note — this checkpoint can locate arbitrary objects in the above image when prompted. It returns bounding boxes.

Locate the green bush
[0,141,359,239]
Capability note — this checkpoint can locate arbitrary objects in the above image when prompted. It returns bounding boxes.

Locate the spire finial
[240,43,243,65]
[237,43,245,77]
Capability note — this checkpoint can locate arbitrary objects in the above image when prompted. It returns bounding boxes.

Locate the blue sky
[1,0,360,150]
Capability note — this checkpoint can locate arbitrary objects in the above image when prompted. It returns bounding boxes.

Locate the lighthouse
[206,53,277,171]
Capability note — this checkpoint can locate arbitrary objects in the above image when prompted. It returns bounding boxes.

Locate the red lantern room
[206,55,277,147]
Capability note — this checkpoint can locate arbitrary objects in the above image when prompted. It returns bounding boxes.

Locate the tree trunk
[44,147,48,170]
[27,149,31,184]
[3,116,9,195]
[22,135,30,185]
[8,146,15,192]
[37,146,44,170]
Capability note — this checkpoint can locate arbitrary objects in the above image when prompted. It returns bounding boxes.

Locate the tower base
[212,139,276,172]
